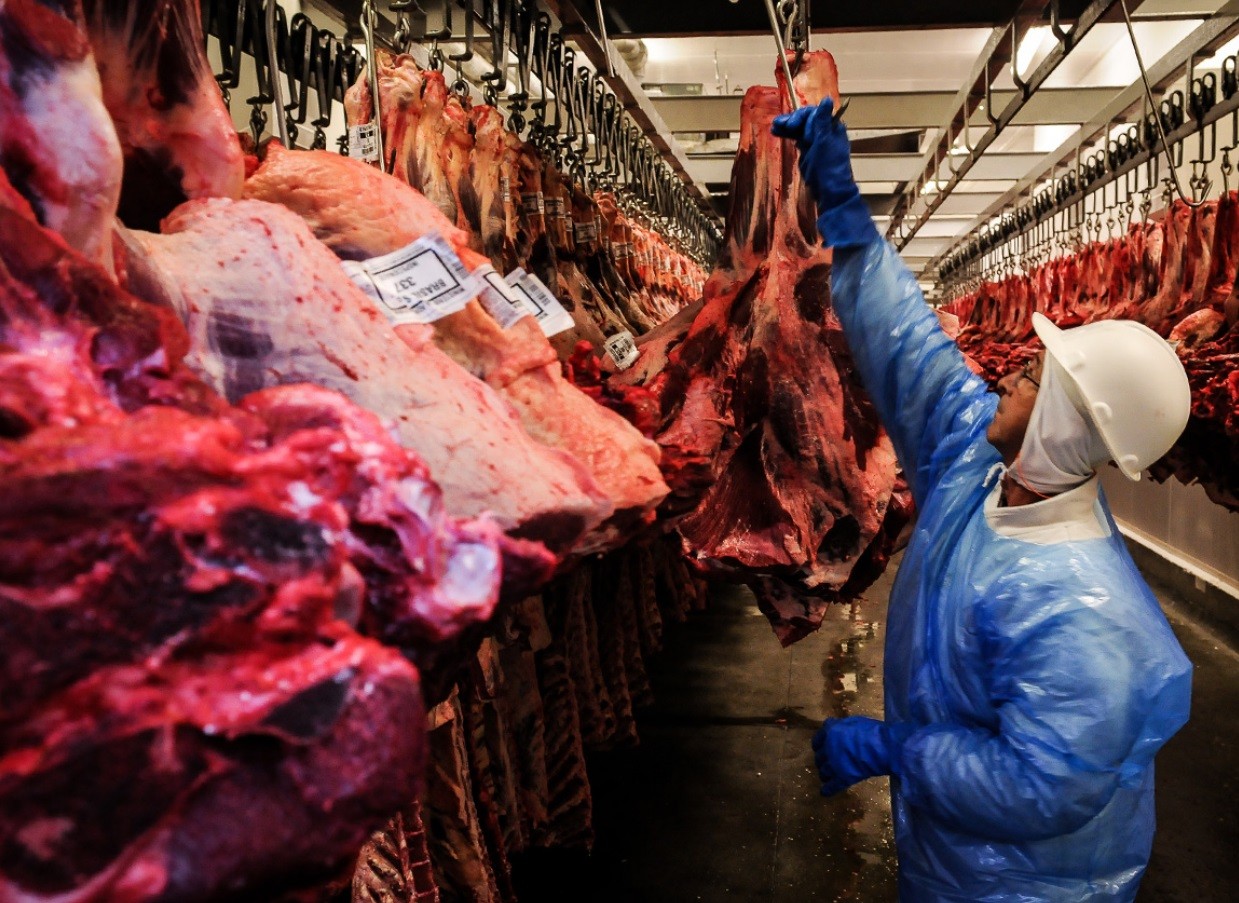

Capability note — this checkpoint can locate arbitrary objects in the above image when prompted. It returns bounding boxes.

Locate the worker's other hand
[812,716,912,796]
[771,98,880,250]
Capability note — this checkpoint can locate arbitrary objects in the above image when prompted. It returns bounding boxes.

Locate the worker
[772,99,1194,902]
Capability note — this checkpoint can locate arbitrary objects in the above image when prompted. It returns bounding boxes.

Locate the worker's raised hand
[771,98,880,250]
[812,716,912,796]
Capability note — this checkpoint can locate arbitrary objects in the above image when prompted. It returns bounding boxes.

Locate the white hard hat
[1032,313,1191,480]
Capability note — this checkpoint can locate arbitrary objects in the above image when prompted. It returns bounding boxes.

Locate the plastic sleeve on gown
[831,241,994,505]
[893,562,1193,842]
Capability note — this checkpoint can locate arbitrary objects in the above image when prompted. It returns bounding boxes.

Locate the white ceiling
[624,0,1239,283]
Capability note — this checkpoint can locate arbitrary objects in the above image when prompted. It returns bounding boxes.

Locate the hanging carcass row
[943,191,1239,510]
[646,52,910,643]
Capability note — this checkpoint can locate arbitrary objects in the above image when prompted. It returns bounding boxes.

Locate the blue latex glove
[812,716,914,796]
[771,98,880,249]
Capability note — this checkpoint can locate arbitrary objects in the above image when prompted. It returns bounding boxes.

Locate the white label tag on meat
[348,123,379,162]
[500,175,511,205]
[504,269,574,337]
[520,192,545,216]
[342,233,478,325]
[574,221,598,244]
[474,264,534,329]
[604,330,639,370]
[545,197,564,216]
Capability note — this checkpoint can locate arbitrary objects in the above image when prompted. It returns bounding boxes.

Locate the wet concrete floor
[513,556,1238,902]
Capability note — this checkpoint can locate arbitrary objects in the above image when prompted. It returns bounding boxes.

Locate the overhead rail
[927,7,1239,286]
[539,0,720,225]
[886,0,1125,250]
[934,46,1239,298]
[199,0,721,260]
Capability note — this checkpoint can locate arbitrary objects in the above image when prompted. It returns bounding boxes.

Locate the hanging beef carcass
[649,53,902,641]
[244,145,670,550]
[81,0,244,231]
[0,155,528,899]
[943,192,1239,511]
[125,196,615,557]
[0,0,123,272]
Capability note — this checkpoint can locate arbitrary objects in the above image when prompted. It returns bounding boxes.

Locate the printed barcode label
[504,268,575,337]
[348,123,379,163]
[574,221,598,243]
[545,197,564,216]
[604,330,640,370]
[615,242,633,258]
[521,192,545,216]
[500,175,511,205]
[341,233,478,325]
[475,264,534,329]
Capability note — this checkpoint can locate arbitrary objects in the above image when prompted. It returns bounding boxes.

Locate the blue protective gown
[831,240,1193,902]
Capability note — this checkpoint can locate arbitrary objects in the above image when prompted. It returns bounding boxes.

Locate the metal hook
[1120,0,1206,208]
[762,0,799,110]
[312,30,339,151]
[359,0,385,170]
[448,1,474,98]
[284,13,315,147]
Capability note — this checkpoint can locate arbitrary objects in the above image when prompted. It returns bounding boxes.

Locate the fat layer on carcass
[244,144,670,550]
[128,196,613,555]
[0,0,123,272]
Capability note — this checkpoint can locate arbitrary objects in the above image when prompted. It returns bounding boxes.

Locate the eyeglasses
[1019,360,1041,389]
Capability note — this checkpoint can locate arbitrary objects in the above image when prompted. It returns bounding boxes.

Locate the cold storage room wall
[1101,467,1239,638]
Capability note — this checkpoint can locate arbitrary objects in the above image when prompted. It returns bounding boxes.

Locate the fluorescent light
[1033,124,1078,153]
[1201,34,1239,67]
[1016,26,1052,77]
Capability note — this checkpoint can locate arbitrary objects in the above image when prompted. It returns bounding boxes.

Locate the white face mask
[1011,357,1111,496]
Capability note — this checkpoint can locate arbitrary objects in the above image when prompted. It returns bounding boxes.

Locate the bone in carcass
[243,145,670,549]
[82,0,244,231]
[655,53,901,639]
[128,196,612,557]
[0,0,122,272]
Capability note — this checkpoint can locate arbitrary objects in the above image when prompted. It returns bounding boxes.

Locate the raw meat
[1,633,426,903]
[128,196,613,555]
[0,0,122,272]
[346,53,705,357]
[243,145,670,549]
[82,0,244,231]
[0,176,517,901]
[653,52,901,638]
[943,193,1239,511]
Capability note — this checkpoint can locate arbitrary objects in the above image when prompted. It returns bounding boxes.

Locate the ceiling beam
[653,87,1121,132]
[887,0,1127,245]
[926,4,1239,277]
